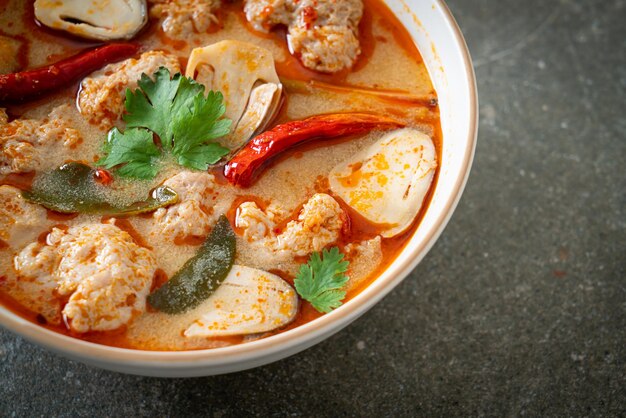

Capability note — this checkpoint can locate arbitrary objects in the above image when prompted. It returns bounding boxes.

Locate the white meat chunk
[13,223,157,332]
[78,51,181,127]
[0,105,82,176]
[236,201,285,242]
[236,193,345,257]
[11,242,61,324]
[244,0,363,73]
[149,0,220,39]
[0,186,49,249]
[289,24,360,73]
[152,171,229,241]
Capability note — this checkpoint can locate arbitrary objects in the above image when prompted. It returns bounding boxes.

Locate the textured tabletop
[1,0,625,416]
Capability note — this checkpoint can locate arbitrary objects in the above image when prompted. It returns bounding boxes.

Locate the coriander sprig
[294,247,350,313]
[98,67,232,179]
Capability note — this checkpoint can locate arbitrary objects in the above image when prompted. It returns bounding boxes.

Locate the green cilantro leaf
[99,68,232,179]
[175,141,230,171]
[98,127,160,180]
[169,75,208,132]
[171,90,232,170]
[124,68,183,148]
[294,247,350,313]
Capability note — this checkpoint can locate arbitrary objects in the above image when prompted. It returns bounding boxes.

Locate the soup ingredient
[0,35,22,74]
[148,215,236,314]
[186,41,283,151]
[7,242,62,324]
[0,185,48,249]
[13,223,157,332]
[224,113,403,187]
[0,43,139,103]
[330,128,437,237]
[236,193,345,257]
[98,128,161,179]
[79,51,180,127]
[244,0,363,73]
[0,105,82,176]
[34,0,147,41]
[294,247,349,313]
[22,162,179,215]
[99,67,231,179]
[150,0,220,39]
[152,171,231,241]
[184,265,298,337]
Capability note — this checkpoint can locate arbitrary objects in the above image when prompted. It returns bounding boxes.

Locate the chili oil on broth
[0,0,441,350]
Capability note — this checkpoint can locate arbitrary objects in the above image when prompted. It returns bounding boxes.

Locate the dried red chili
[0,43,139,103]
[224,113,404,187]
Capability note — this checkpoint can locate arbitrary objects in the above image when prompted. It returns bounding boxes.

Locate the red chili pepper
[224,113,404,187]
[0,43,139,103]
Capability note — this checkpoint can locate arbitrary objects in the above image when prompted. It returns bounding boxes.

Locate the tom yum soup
[0,0,440,350]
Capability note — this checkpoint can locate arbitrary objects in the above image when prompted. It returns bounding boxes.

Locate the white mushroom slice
[184,265,298,338]
[185,41,283,150]
[329,128,437,237]
[34,0,148,41]
[233,82,281,144]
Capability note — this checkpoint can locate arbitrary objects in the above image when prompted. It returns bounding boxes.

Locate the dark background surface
[1,0,625,416]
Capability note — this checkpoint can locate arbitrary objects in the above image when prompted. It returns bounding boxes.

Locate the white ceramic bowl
[0,0,477,377]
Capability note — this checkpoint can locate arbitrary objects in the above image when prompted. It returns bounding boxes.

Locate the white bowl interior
[0,0,477,377]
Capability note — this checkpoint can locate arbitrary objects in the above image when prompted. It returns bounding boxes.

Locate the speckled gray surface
[1,0,625,416]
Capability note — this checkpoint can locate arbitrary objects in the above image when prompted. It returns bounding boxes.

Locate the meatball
[152,171,231,241]
[244,0,363,73]
[78,51,181,127]
[149,0,220,39]
[13,223,157,332]
[0,105,82,176]
[236,201,285,242]
[236,193,345,256]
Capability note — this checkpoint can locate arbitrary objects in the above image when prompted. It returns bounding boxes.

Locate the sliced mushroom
[186,41,283,150]
[184,265,298,338]
[329,128,437,237]
[34,0,148,41]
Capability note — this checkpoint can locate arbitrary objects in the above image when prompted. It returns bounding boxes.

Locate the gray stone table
[1,0,624,416]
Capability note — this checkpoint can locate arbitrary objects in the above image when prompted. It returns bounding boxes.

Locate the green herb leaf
[101,68,232,179]
[98,127,160,180]
[124,68,183,148]
[148,215,236,314]
[294,247,350,313]
[171,90,231,170]
[22,162,178,215]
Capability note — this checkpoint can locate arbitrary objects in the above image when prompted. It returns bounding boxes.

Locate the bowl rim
[0,0,478,372]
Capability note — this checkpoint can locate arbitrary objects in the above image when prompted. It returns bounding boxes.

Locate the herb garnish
[294,247,350,313]
[98,67,232,179]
